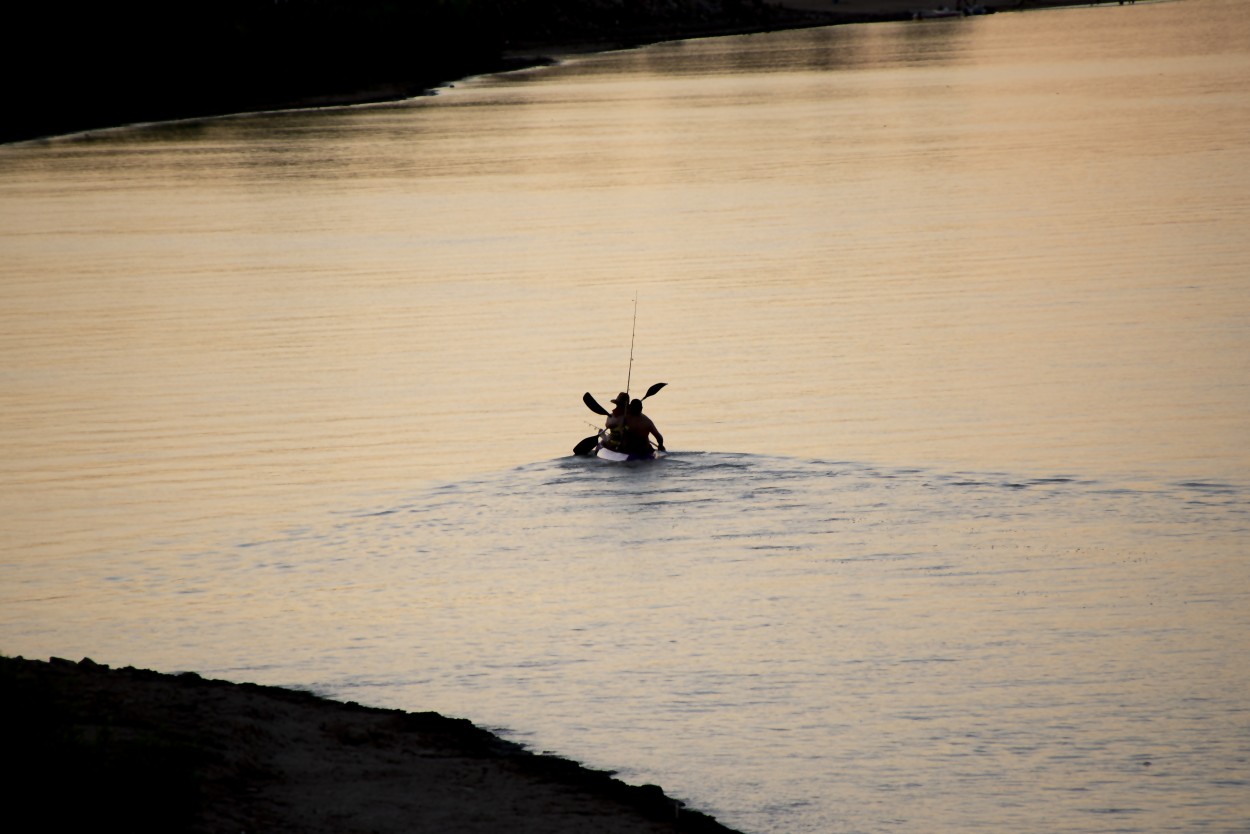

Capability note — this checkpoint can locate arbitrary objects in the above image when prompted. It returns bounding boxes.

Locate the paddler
[622,398,665,455]
[603,392,629,450]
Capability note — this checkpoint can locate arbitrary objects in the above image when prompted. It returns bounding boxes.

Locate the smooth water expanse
[3,1,1248,832]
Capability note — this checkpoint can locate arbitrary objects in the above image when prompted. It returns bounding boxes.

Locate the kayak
[573,431,663,461]
[575,382,669,461]
[595,444,664,462]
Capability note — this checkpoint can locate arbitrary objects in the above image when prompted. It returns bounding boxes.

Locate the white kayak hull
[574,431,663,461]
[595,445,662,462]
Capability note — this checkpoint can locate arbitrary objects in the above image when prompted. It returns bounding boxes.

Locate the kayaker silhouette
[573,382,667,458]
[601,392,628,449]
[606,393,628,429]
[622,398,664,455]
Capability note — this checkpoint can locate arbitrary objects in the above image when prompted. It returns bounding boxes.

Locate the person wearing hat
[602,392,629,450]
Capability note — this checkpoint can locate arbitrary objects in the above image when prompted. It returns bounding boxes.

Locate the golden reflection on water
[1,0,1248,565]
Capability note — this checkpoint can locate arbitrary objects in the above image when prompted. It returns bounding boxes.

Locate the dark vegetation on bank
[5,0,1114,145]
[1,654,743,834]
[5,0,835,144]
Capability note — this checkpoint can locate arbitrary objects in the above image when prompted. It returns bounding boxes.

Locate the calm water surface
[2,1,1248,832]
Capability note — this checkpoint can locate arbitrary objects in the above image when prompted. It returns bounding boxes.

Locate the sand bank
[2,655,740,834]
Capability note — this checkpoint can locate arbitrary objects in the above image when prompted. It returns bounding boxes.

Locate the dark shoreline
[2,654,742,833]
[2,0,824,146]
[4,0,1120,146]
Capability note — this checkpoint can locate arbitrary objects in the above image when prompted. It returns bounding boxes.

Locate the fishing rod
[625,293,638,398]
[576,296,666,456]
[622,295,666,402]
[578,294,666,449]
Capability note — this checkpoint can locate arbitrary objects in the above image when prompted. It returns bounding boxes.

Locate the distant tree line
[4,0,802,143]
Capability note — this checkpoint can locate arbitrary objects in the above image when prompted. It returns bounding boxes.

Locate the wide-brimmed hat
[611,392,629,406]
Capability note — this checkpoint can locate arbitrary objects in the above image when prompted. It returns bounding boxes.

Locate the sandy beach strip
[3,655,741,833]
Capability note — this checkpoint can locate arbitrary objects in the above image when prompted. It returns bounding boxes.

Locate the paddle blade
[583,392,609,415]
[642,382,667,399]
[573,435,600,457]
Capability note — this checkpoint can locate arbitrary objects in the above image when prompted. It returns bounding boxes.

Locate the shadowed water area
[2,1,1248,832]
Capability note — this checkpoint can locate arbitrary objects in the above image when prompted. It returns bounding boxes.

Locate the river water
[2,1,1248,832]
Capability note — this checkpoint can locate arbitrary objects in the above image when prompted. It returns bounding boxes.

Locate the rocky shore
[2,654,742,833]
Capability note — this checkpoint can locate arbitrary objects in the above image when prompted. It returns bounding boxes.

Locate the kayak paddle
[583,392,610,415]
[573,434,600,456]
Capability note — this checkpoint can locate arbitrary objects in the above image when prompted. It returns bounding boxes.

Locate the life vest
[604,414,625,450]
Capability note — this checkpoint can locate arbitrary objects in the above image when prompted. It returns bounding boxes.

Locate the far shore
[217,1,1138,113]
[5,0,1128,145]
